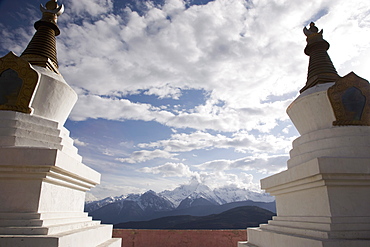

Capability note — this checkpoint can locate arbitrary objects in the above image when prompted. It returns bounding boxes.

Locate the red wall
[113,229,247,247]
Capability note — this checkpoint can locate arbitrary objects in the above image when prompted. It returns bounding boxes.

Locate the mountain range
[114,206,275,229]
[85,178,275,225]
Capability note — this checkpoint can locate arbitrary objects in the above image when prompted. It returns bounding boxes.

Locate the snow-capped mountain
[85,191,174,213]
[214,186,275,204]
[159,177,224,207]
[159,177,274,208]
[137,190,175,211]
[85,178,274,222]
[84,195,125,213]
[87,190,175,224]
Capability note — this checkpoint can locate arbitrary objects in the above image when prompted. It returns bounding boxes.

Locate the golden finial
[303,22,322,37]
[21,0,65,73]
[37,0,64,31]
[300,21,339,93]
[41,0,64,15]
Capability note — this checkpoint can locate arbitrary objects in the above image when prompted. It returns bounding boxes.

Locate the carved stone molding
[328,72,370,126]
[0,52,39,113]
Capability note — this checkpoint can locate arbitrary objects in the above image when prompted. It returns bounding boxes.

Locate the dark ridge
[114,206,275,229]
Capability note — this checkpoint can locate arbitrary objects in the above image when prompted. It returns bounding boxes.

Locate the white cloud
[315,1,370,77]
[144,84,182,99]
[195,155,288,174]
[102,149,115,156]
[116,149,176,163]
[69,92,293,133]
[138,130,294,154]
[63,0,114,17]
[0,25,33,56]
[138,163,262,192]
[119,141,134,148]
[88,181,146,200]
[4,0,368,135]
[58,0,306,133]
[69,94,174,122]
[197,171,261,191]
[73,138,88,146]
[139,162,195,177]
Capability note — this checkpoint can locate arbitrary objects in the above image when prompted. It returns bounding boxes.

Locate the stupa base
[239,227,370,247]
[0,224,121,247]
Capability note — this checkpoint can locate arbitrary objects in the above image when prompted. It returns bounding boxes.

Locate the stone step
[0,212,88,220]
[0,224,116,247]
[272,215,370,224]
[290,135,370,158]
[261,223,370,239]
[0,136,63,150]
[0,119,60,136]
[58,224,115,247]
[288,146,370,168]
[0,111,59,129]
[0,216,93,227]
[0,127,61,144]
[0,128,81,162]
[237,241,255,247]
[0,220,101,235]
[291,126,370,146]
[0,137,81,161]
[247,227,370,247]
[268,218,370,231]
[96,238,122,247]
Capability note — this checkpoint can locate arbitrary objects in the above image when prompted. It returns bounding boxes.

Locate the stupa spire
[300,22,340,93]
[20,0,64,74]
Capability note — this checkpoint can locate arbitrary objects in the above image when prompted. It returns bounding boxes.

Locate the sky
[1,0,370,200]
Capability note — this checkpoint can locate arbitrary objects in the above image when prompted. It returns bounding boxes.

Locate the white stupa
[0,1,121,246]
[239,22,370,247]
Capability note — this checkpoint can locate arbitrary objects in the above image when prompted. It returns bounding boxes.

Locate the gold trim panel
[328,72,370,126]
[0,52,39,113]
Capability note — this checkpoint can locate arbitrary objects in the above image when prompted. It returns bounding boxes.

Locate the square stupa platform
[0,111,121,247]
[240,79,370,247]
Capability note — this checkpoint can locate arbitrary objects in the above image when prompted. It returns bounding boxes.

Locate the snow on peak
[158,179,274,207]
[214,186,275,203]
[159,178,216,207]
[86,180,275,211]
